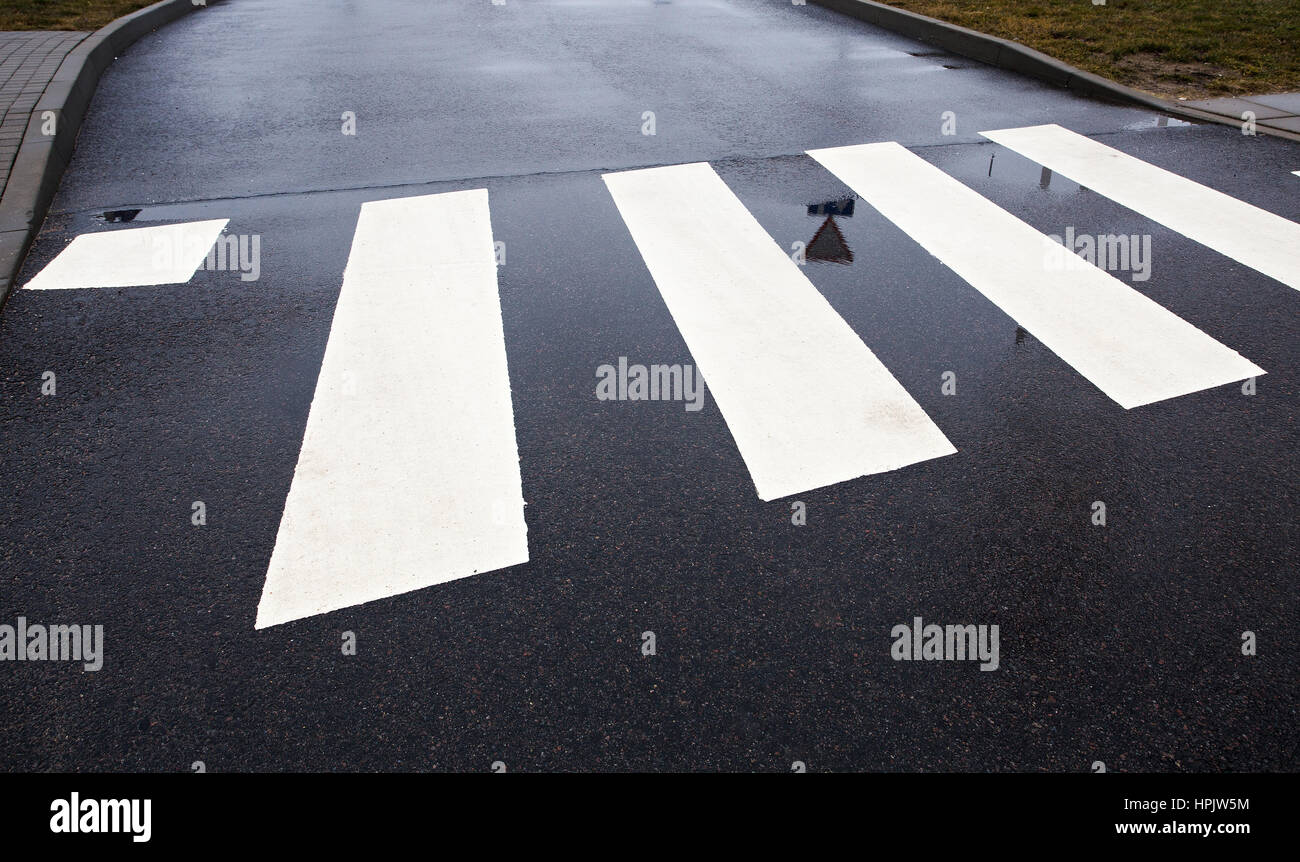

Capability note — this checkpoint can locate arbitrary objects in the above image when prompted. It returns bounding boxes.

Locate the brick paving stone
[0,30,90,202]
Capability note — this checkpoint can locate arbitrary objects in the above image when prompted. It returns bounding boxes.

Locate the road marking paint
[807,142,1263,409]
[255,189,527,629]
[22,219,229,290]
[980,123,1300,292]
[602,162,956,501]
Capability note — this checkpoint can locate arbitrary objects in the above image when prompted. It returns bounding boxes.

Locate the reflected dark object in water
[806,215,853,264]
[807,197,855,217]
[98,209,142,223]
[1122,115,1193,131]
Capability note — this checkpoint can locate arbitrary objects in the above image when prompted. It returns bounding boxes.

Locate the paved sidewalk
[0,31,90,201]
[1183,92,1300,136]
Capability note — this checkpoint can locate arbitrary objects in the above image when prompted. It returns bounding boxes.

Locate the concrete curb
[812,0,1300,143]
[0,0,217,305]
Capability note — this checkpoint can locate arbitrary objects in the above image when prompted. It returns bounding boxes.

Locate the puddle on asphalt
[1121,115,1196,130]
[95,205,210,223]
[926,147,1079,194]
[804,197,857,264]
[711,153,1061,424]
[96,209,142,223]
[88,197,267,227]
[900,49,967,70]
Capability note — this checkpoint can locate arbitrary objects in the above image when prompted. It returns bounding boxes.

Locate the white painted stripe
[807,142,1263,409]
[980,123,1300,291]
[1292,170,1300,178]
[602,162,955,502]
[23,219,229,290]
[255,189,527,629]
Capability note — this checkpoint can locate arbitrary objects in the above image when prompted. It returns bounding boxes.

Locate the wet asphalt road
[0,0,1296,771]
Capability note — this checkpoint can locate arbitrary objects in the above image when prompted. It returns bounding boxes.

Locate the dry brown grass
[0,0,161,32]
[874,0,1300,98]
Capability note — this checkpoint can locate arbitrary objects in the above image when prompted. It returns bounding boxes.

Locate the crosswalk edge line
[255,189,528,629]
[807,141,1264,409]
[602,161,956,501]
[979,123,1300,292]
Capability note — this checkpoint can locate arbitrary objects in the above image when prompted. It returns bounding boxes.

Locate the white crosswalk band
[807,142,1264,409]
[981,124,1300,292]
[602,162,956,502]
[255,189,528,629]
[23,219,229,290]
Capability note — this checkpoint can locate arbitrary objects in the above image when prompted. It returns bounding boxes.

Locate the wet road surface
[0,0,1296,771]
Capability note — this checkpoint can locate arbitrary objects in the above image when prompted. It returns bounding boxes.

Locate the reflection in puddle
[1122,115,1195,130]
[805,197,856,264]
[807,216,853,264]
[980,149,1089,194]
[807,197,855,217]
[97,209,142,223]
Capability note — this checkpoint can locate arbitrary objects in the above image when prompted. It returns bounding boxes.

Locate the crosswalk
[806,141,1263,409]
[981,124,1300,292]
[253,190,528,630]
[602,162,956,502]
[19,124,1292,626]
[23,220,229,290]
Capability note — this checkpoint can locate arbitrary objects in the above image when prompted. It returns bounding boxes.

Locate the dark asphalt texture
[0,0,1296,771]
